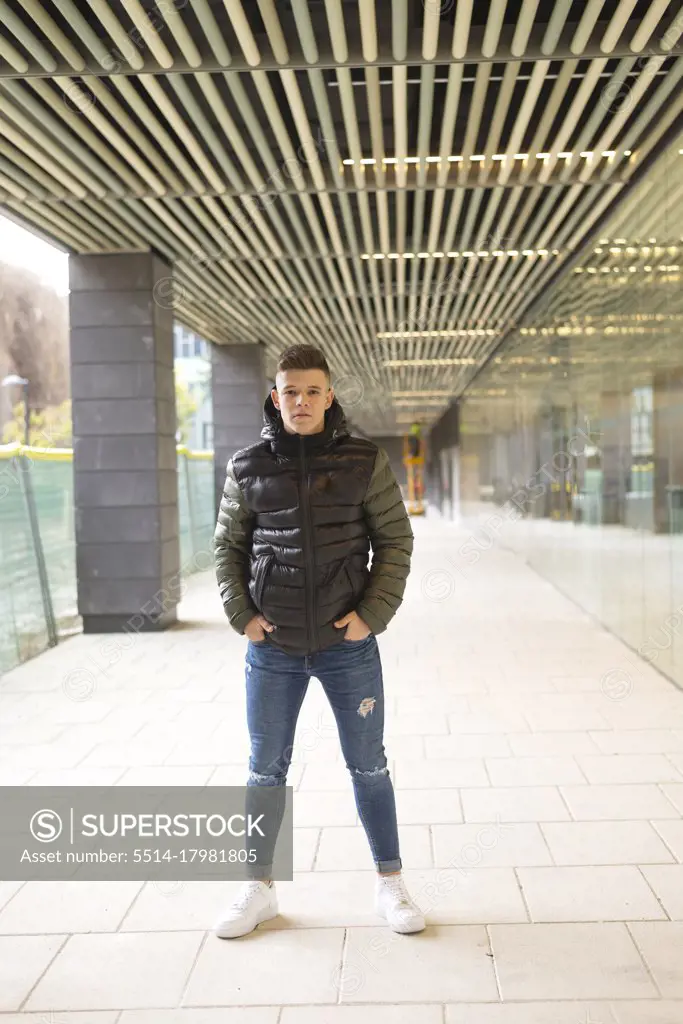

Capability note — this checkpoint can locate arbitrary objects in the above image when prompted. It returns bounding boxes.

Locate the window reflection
[452,136,683,690]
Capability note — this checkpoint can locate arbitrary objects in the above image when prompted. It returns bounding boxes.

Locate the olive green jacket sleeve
[214,459,258,635]
[356,447,414,635]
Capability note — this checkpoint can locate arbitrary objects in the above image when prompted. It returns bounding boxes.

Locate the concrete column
[492,431,509,503]
[653,369,683,534]
[211,342,267,511]
[550,405,572,521]
[532,407,553,518]
[600,390,629,525]
[69,251,180,633]
[529,405,571,519]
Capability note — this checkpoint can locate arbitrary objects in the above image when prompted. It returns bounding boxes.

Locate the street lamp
[1,373,30,446]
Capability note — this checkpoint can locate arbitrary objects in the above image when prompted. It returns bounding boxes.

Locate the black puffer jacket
[214,394,413,656]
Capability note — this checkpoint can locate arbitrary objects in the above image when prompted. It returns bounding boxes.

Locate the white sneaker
[214,880,278,939]
[375,874,426,934]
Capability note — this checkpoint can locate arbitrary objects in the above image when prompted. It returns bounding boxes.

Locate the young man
[213,343,425,938]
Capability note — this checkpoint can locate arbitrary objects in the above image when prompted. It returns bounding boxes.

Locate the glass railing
[0,444,214,676]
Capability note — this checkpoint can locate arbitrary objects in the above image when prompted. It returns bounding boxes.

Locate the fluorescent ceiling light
[392,391,451,397]
[377,329,495,338]
[384,358,478,366]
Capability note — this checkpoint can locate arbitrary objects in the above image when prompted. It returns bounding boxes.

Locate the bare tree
[0,262,69,429]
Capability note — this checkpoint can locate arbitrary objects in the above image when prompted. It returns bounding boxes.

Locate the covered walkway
[1,518,682,1021]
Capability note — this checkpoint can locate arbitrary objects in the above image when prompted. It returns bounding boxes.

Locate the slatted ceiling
[1,4,683,434]
[470,142,683,407]
[0,0,677,75]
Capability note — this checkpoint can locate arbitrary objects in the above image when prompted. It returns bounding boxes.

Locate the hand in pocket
[245,614,274,642]
[334,610,372,641]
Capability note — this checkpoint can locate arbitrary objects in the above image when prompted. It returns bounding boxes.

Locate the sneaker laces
[232,881,267,912]
[380,874,414,907]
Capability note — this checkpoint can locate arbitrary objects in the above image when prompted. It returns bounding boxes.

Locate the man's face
[272,369,334,435]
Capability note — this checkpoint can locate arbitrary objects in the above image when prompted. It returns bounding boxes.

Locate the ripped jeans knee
[247,769,287,786]
[349,763,390,783]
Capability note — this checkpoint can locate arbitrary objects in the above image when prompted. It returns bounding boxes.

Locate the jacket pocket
[343,563,353,592]
[344,561,361,601]
[254,554,275,608]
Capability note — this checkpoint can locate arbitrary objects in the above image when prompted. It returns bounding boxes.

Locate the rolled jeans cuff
[376,857,402,874]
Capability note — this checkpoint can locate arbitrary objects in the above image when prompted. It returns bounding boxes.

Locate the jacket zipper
[299,436,318,651]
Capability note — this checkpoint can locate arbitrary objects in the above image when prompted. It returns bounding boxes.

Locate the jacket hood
[261,393,350,454]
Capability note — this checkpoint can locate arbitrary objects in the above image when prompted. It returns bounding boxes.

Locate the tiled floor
[1,518,683,1022]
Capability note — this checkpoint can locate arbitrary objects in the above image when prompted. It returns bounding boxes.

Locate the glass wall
[0,446,215,676]
[457,135,683,689]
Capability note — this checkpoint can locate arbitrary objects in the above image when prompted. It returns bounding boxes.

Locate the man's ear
[325,386,334,409]
[271,386,280,410]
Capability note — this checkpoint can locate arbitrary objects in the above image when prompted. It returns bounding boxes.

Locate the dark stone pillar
[211,342,267,512]
[69,251,180,633]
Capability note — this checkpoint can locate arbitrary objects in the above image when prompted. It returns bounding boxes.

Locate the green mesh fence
[177,450,216,570]
[0,445,215,677]
[0,452,66,672]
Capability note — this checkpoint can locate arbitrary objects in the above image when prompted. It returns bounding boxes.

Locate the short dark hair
[276,344,330,381]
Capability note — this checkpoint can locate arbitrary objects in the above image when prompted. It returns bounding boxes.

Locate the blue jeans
[244,634,401,878]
